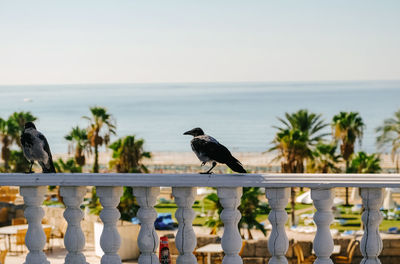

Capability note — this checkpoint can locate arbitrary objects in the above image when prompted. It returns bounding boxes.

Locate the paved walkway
[2,227,192,264]
[4,239,138,264]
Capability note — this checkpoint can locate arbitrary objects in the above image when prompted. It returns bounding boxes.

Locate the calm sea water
[0,81,399,154]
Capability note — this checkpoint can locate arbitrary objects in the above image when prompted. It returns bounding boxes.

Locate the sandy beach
[52,151,398,171]
[0,151,396,172]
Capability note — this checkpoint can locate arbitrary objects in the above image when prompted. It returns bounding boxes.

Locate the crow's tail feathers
[40,159,56,173]
[226,157,247,173]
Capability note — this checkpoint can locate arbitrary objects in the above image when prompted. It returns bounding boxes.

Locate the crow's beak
[183,130,192,135]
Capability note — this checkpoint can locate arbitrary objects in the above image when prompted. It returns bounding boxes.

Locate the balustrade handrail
[0,173,396,264]
[0,173,399,187]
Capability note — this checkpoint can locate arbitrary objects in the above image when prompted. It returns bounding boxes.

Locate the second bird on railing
[183,127,246,174]
[21,122,56,173]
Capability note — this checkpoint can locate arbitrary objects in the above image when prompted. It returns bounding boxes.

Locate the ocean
[0,80,399,154]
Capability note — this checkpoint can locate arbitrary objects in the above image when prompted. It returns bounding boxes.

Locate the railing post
[20,186,50,264]
[265,187,290,264]
[60,186,87,264]
[360,188,384,264]
[97,186,123,264]
[311,188,334,264]
[218,187,243,264]
[133,187,160,264]
[172,187,197,264]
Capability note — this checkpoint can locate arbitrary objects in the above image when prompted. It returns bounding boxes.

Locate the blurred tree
[108,135,151,221]
[109,135,151,173]
[376,109,400,173]
[0,117,19,170]
[204,188,270,239]
[65,126,91,167]
[349,152,381,174]
[83,107,116,173]
[239,187,270,239]
[269,129,309,173]
[332,111,365,205]
[118,187,140,221]
[307,142,341,173]
[204,192,223,235]
[10,111,37,147]
[53,158,82,173]
[9,150,30,172]
[268,109,328,224]
[0,112,37,171]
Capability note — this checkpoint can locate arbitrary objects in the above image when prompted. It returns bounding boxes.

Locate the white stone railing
[1,173,400,264]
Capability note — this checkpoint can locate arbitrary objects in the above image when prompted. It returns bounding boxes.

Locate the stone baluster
[97,186,123,264]
[265,188,290,264]
[20,186,50,264]
[133,187,160,264]
[360,188,384,264]
[172,187,197,264]
[311,188,334,264]
[218,187,243,264]
[60,186,87,264]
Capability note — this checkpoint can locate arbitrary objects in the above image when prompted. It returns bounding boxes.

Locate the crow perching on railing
[21,122,56,173]
[184,127,246,174]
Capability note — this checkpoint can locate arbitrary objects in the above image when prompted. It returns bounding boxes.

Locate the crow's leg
[201,161,217,174]
[207,162,217,173]
[26,161,34,174]
[29,161,34,173]
[206,162,217,173]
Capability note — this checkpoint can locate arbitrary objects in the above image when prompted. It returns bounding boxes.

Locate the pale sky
[0,0,399,85]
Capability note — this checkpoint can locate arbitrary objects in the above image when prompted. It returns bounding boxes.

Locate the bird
[183,127,246,174]
[21,122,56,173]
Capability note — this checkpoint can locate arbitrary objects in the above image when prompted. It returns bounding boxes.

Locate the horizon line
[0,79,400,87]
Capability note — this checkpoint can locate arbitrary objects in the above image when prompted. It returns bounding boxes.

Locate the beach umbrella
[296,191,313,204]
[350,187,361,203]
[296,190,345,205]
[383,188,399,210]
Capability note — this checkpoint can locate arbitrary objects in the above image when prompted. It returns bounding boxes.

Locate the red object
[159,236,171,264]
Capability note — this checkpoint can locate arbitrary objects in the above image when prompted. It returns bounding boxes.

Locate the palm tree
[332,111,365,205]
[10,111,37,147]
[376,109,400,173]
[0,112,37,170]
[239,187,270,239]
[0,117,19,170]
[109,135,151,221]
[268,109,329,225]
[270,110,329,172]
[83,107,116,173]
[348,152,381,174]
[9,150,30,172]
[53,158,83,173]
[349,151,381,230]
[278,109,329,137]
[269,129,310,173]
[65,126,91,167]
[307,142,341,173]
[109,135,151,173]
[204,188,270,239]
[204,192,223,234]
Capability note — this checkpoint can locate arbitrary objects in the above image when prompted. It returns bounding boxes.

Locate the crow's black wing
[38,134,52,158]
[20,132,33,147]
[191,137,234,164]
[38,134,56,173]
[192,136,246,173]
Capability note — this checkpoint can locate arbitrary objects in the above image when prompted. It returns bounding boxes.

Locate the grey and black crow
[184,127,246,174]
[21,122,56,173]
